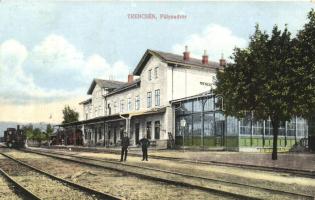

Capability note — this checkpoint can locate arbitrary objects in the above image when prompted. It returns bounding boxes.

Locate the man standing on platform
[139,135,150,161]
[120,132,130,162]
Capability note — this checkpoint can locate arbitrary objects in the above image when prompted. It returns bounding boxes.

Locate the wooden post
[201,99,205,149]
[263,121,265,147]
[103,121,106,147]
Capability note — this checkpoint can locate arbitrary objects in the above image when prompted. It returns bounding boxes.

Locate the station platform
[35,145,315,172]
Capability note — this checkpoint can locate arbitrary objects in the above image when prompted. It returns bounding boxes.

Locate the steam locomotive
[3,125,26,148]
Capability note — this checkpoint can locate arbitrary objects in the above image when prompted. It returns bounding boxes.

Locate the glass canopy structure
[172,92,308,151]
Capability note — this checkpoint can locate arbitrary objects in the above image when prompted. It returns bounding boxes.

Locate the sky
[0,0,314,124]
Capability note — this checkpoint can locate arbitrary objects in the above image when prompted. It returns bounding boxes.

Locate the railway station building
[58,47,308,151]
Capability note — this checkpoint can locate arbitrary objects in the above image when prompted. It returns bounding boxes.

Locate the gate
[215,120,225,146]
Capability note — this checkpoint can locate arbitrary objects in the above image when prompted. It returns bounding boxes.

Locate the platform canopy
[56,107,166,128]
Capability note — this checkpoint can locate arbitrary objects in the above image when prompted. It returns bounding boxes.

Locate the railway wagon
[4,125,26,148]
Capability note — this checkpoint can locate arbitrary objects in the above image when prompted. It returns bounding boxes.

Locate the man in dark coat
[120,132,130,162]
[139,135,150,161]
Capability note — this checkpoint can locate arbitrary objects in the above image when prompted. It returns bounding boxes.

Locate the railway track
[0,152,121,200]
[24,148,314,200]
[146,154,315,178]
[0,167,41,200]
[106,149,315,178]
[6,149,239,200]
[45,146,315,178]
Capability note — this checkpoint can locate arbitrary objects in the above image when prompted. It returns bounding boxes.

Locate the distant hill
[0,121,53,137]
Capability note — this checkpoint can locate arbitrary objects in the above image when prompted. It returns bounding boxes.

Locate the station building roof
[105,79,141,97]
[170,90,214,104]
[133,49,223,75]
[79,98,92,105]
[87,79,126,95]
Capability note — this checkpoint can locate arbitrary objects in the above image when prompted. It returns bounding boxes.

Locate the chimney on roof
[128,74,134,83]
[202,50,208,65]
[219,53,226,66]
[183,45,190,61]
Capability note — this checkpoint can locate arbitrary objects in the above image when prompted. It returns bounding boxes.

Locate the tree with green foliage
[23,124,52,145]
[62,105,79,124]
[216,24,300,160]
[32,128,43,143]
[23,124,34,140]
[42,124,54,141]
[292,9,315,133]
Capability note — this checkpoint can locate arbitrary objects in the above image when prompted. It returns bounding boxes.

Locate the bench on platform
[257,147,288,153]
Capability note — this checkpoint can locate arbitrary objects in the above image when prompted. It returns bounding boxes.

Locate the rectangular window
[240,112,252,135]
[148,69,152,80]
[108,104,111,115]
[146,121,152,139]
[114,102,117,113]
[204,113,214,136]
[297,118,306,137]
[154,67,159,79]
[155,89,160,106]
[147,92,152,108]
[192,114,202,137]
[253,120,264,135]
[287,118,296,136]
[98,127,102,139]
[127,98,132,111]
[155,121,160,139]
[135,95,140,110]
[120,100,124,113]
[193,99,202,112]
[279,121,286,136]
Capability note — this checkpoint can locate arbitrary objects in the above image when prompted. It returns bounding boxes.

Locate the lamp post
[215,94,225,147]
[180,118,186,151]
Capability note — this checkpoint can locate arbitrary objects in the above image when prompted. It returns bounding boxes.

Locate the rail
[27,149,315,200]
[69,147,315,178]
[0,152,122,200]
[0,168,42,200]
[24,149,314,200]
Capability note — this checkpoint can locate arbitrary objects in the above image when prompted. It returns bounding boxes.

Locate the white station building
[59,47,224,148]
[59,47,308,151]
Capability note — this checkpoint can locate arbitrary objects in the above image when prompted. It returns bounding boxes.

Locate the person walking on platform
[120,132,130,162]
[139,135,150,161]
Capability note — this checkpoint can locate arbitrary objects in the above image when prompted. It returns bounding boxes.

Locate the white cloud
[32,34,84,72]
[172,24,247,62]
[30,34,130,86]
[0,34,130,105]
[0,39,28,67]
[111,61,130,81]
[0,39,46,104]
[84,55,129,81]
